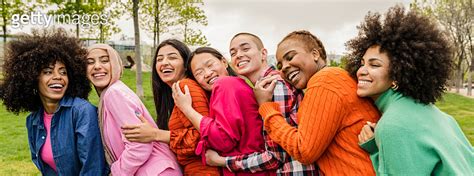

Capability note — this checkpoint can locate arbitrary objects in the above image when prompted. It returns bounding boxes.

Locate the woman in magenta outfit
[86,44,182,176]
[172,47,273,176]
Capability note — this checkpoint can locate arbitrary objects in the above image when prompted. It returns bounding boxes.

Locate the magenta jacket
[196,76,271,176]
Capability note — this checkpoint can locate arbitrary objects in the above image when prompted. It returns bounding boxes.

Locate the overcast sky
[12,0,411,57]
[196,0,412,56]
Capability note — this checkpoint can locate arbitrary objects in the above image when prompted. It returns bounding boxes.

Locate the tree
[0,0,35,54]
[412,0,473,95]
[175,0,209,46]
[82,1,122,43]
[140,0,177,49]
[132,0,144,98]
[49,0,85,38]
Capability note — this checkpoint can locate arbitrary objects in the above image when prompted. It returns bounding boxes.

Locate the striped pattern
[259,67,380,176]
[169,78,220,175]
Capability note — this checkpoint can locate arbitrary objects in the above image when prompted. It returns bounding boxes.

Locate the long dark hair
[188,47,237,81]
[152,39,191,130]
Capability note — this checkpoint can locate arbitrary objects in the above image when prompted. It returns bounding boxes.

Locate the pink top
[41,111,57,172]
[101,81,182,176]
[196,76,271,176]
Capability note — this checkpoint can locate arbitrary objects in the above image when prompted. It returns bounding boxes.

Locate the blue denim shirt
[26,96,108,176]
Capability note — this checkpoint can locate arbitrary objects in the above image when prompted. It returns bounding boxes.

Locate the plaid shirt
[226,66,319,175]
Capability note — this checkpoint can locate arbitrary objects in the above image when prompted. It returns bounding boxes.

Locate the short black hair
[1,28,91,114]
[345,5,453,104]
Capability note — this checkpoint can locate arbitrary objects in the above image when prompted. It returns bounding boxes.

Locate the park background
[1,0,473,175]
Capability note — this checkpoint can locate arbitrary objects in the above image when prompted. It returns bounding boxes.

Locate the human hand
[121,111,158,143]
[205,149,226,167]
[172,81,193,113]
[358,121,376,144]
[253,75,278,105]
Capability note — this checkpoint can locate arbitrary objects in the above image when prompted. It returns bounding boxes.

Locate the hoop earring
[391,81,399,91]
[33,89,38,95]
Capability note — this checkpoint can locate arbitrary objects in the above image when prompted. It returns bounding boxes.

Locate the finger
[176,81,184,96]
[258,76,277,87]
[264,79,277,91]
[358,134,362,143]
[184,85,190,95]
[123,129,140,135]
[367,121,377,128]
[121,124,139,130]
[137,114,148,123]
[124,133,140,139]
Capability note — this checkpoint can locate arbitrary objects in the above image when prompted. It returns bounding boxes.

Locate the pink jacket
[101,81,182,176]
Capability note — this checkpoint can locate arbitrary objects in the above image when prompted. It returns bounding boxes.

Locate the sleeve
[169,80,209,158]
[105,89,154,176]
[225,150,281,173]
[74,102,108,176]
[359,137,378,154]
[224,80,290,172]
[25,114,40,170]
[258,83,345,164]
[375,122,429,175]
[198,79,246,154]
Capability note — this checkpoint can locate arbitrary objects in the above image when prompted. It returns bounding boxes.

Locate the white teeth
[49,84,63,88]
[358,80,371,84]
[237,61,249,67]
[287,71,299,81]
[208,77,218,84]
[93,73,106,77]
[162,68,173,73]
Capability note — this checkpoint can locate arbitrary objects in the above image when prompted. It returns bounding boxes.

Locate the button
[41,136,45,139]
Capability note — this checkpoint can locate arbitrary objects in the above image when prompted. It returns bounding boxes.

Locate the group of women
[0,5,472,176]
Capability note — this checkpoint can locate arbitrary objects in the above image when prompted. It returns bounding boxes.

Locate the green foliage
[0,0,36,39]
[139,0,178,47]
[175,0,209,46]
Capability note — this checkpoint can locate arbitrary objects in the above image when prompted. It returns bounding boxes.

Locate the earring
[33,89,38,95]
[391,81,399,91]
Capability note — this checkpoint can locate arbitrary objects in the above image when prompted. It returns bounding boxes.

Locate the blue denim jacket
[26,96,108,176]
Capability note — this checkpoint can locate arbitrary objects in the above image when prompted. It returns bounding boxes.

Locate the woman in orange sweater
[121,39,220,175]
[254,30,380,175]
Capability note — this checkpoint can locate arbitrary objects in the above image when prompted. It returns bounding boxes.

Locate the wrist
[218,156,226,167]
[154,129,162,142]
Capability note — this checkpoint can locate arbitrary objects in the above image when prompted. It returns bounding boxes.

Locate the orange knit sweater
[168,78,220,175]
[259,67,380,176]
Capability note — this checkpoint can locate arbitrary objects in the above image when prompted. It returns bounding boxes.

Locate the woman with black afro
[347,5,473,175]
[0,29,108,175]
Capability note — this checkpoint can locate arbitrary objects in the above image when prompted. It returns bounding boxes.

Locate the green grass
[436,93,474,142]
[0,69,472,174]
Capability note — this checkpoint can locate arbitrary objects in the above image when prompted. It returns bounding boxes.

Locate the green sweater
[360,89,473,175]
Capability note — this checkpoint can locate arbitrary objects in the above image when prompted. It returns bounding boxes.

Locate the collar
[31,96,74,126]
[374,89,403,113]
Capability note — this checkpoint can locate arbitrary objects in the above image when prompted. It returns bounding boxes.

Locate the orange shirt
[259,67,380,176]
[169,78,220,175]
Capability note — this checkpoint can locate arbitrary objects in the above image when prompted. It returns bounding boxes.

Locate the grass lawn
[0,70,472,175]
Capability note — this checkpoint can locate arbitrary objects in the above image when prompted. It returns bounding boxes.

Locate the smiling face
[356,45,393,100]
[86,49,112,93]
[275,39,319,89]
[229,35,267,78]
[155,45,186,87]
[190,53,229,91]
[38,61,69,105]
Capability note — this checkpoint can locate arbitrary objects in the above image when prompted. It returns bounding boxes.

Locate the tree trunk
[468,67,472,96]
[133,0,144,98]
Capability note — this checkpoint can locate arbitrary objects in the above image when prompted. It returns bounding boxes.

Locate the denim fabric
[26,96,108,176]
